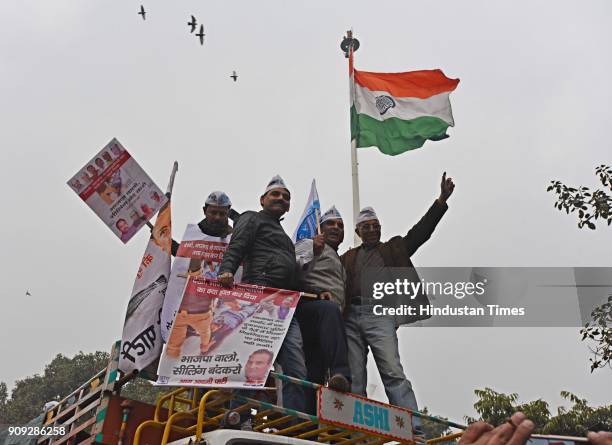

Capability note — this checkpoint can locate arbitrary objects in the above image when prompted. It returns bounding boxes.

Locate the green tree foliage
[0,382,9,424]
[547,165,611,372]
[119,377,166,405]
[547,165,612,230]
[581,295,612,372]
[466,388,612,436]
[0,352,109,425]
[0,351,164,426]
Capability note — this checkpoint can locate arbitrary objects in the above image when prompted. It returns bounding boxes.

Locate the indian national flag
[350,52,460,156]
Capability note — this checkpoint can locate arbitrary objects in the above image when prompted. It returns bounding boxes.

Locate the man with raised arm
[341,172,455,433]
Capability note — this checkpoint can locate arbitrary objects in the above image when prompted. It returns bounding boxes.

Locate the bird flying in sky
[230,70,238,82]
[196,24,205,45]
[25,290,31,296]
[138,5,146,20]
[188,15,197,33]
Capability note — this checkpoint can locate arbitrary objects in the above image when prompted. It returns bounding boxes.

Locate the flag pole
[341,30,361,246]
[350,138,360,245]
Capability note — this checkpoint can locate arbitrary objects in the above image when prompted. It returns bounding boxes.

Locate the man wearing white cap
[162,190,235,355]
[341,172,455,433]
[219,175,307,415]
[295,205,351,413]
[169,191,234,256]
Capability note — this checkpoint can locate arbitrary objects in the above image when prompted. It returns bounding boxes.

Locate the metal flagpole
[341,30,361,246]
[350,139,360,246]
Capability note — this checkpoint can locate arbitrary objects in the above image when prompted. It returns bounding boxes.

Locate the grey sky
[1,0,610,422]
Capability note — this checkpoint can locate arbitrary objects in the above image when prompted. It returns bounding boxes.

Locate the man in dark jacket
[341,172,455,432]
[170,190,233,256]
[218,175,307,414]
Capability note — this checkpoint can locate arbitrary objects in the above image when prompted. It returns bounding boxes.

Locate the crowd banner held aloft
[156,278,300,388]
[67,138,168,244]
[160,228,243,342]
[119,162,177,376]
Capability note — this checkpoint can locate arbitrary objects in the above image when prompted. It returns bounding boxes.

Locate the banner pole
[166,161,179,196]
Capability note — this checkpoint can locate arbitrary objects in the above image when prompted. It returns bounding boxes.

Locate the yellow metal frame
[133,387,457,445]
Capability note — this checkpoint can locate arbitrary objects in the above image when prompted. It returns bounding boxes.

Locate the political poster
[156,278,300,388]
[160,225,242,342]
[118,162,177,376]
[67,138,168,243]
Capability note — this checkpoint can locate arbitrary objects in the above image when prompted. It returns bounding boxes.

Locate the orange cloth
[166,310,212,357]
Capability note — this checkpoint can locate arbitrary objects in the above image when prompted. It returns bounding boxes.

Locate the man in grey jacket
[295,205,351,413]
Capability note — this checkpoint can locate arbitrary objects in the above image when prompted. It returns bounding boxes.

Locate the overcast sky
[1,0,610,423]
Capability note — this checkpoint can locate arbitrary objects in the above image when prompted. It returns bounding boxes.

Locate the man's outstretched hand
[458,412,535,445]
[588,432,612,445]
[438,171,455,204]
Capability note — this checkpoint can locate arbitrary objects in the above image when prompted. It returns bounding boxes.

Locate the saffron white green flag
[350,50,460,156]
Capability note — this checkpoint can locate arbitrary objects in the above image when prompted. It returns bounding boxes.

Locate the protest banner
[160,226,242,341]
[67,138,168,243]
[156,278,300,388]
[118,162,177,376]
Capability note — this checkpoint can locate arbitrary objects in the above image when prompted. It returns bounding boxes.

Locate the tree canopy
[547,165,612,372]
[548,165,612,230]
[0,351,163,425]
[466,388,612,436]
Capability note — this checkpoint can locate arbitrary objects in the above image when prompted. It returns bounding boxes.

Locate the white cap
[321,205,342,224]
[263,174,289,195]
[43,401,59,412]
[205,191,232,207]
[356,206,378,225]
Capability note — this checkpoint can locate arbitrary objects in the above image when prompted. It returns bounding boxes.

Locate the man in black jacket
[341,172,455,432]
[218,175,307,414]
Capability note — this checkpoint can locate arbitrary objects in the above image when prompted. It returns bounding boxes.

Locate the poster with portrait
[119,201,172,375]
[156,278,300,388]
[67,138,168,243]
[160,224,243,342]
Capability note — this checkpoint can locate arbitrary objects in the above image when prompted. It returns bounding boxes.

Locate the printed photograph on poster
[119,201,172,375]
[156,278,299,388]
[66,138,168,243]
[160,225,243,342]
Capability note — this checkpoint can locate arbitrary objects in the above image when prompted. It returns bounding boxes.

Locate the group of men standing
[180,172,455,431]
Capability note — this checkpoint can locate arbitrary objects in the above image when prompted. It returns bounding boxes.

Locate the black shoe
[327,374,350,392]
